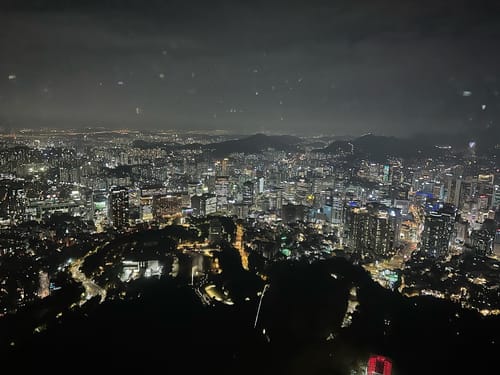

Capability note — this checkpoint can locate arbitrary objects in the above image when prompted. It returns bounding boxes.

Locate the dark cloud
[0,0,499,135]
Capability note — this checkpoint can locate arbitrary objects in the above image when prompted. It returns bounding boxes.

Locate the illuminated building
[215,176,229,212]
[454,219,469,244]
[328,194,344,225]
[242,180,254,205]
[92,190,108,231]
[37,271,50,299]
[109,187,129,229]
[221,157,229,176]
[140,185,167,197]
[421,212,453,257]
[258,177,265,193]
[469,230,494,256]
[492,185,500,209]
[153,194,184,218]
[0,181,25,223]
[191,193,217,217]
[477,174,495,209]
[367,355,392,375]
[26,198,86,221]
[345,203,401,258]
[268,187,283,211]
[140,196,153,222]
[393,199,410,215]
[445,176,463,208]
[187,181,203,197]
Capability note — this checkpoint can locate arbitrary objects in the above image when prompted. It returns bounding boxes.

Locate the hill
[204,133,302,157]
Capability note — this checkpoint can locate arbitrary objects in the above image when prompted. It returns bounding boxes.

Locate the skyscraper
[191,193,217,217]
[345,203,401,258]
[445,176,463,208]
[109,187,129,229]
[215,176,229,212]
[242,180,254,205]
[221,158,229,176]
[327,193,344,225]
[421,212,453,258]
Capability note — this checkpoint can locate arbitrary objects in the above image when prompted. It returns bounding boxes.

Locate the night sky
[1,0,500,136]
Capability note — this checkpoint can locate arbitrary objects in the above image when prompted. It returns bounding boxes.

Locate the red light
[367,355,392,375]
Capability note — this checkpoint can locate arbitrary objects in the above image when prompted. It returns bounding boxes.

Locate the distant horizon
[0,123,490,140]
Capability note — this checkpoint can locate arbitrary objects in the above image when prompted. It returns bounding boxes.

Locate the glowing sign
[367,355,392,375]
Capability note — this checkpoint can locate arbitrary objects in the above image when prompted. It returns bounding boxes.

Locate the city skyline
[0,127,498,374]
[0,2,499,374]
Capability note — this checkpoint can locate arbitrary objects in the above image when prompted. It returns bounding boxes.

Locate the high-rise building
[187,181,203,197]
[345,203,401,258]
[37,271,50,299]
[140,196,153,222]
[454,219,469,244]
[109,187,129,229]
[421,212,453,257]
[469,230,494,256]
[215,176,229,212]
[191,193,217,217]
[329,194,344,225]
[92,190,108,231]
[268,187,283,212]
[0,181,25,223]
[492,185,500,210]
[477,174,495,208]
[242,181,254,205]
[221,158,229,176]
[445,176,463,208]
[258,177,265,194]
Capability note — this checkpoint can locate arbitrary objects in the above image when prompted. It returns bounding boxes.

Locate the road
[69,258,106,305]
[235,223,249,270]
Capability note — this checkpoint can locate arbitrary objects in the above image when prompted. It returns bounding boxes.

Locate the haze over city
[2,0,500,136]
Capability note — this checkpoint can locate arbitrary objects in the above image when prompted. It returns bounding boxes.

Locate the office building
[215,176,229,212]
[191,193,217,217]
[242,180,254,205]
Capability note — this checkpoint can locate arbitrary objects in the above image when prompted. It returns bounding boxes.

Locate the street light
[254,283,270,328]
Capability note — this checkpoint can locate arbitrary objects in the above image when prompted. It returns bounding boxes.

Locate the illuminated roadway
[235,223,248,270]
[69,253,107,305]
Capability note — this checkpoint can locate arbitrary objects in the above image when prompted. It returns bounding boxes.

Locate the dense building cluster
[0,129,499,318]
